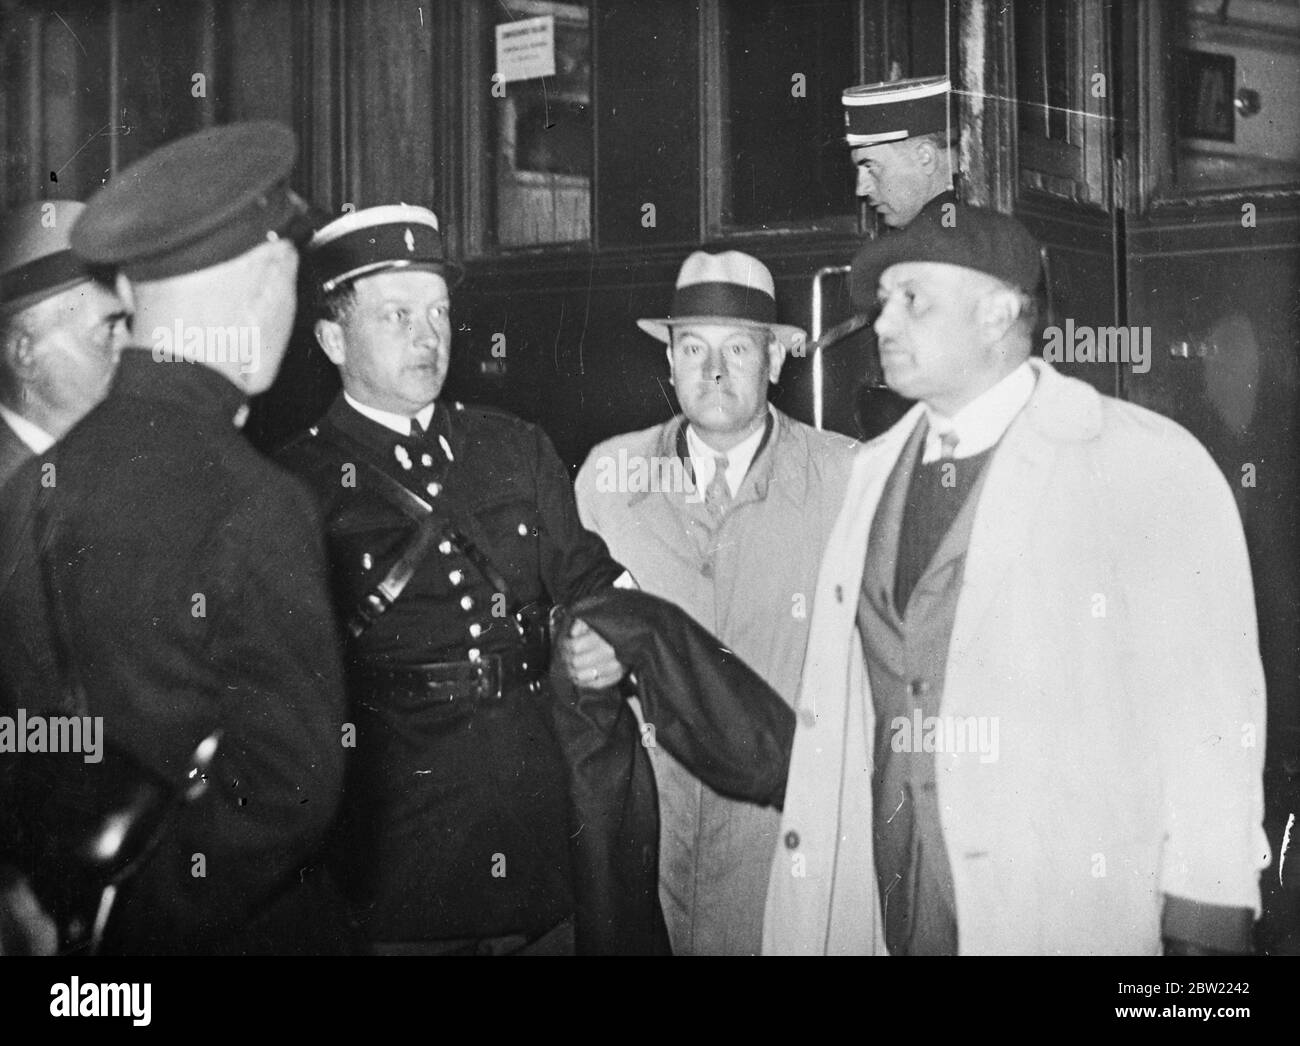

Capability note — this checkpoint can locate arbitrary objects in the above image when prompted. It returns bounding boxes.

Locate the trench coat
[576,407,855,953]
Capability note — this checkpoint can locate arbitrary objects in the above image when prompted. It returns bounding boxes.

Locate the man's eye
[429,305,448,319]
[680,343,702,354]
[389,308,409,324]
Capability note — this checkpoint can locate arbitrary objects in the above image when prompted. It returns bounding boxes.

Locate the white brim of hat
[637,316,806,352]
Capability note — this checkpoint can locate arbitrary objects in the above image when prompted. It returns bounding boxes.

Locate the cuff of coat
[1162,895,1253,954]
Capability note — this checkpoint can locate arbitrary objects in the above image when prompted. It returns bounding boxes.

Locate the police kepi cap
[308,204,463,294]
[71,121,312,280]
[637,251,805,353]
[843,75,951,146]
[0,200,98,317]
[850,205,1043,310]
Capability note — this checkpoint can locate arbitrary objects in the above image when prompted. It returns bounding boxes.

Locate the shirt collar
[922,361,1035,463]
[0,403,55,454]
[343,391,435,437]
[685,407,772,497]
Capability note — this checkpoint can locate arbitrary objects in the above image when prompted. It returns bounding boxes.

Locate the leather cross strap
[313,424,525,639]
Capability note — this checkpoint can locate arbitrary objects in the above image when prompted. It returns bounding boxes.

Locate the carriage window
[1165,0,1300,194]
[712,0,857,230]
[480,0,592,249]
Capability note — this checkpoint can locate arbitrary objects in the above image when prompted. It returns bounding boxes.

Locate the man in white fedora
[574,250,857,955]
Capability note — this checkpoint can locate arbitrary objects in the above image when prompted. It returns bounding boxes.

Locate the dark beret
[850,204,1043,310]
[71,121,312,280]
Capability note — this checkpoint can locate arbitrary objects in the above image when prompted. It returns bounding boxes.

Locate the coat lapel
[948,361,1099,667]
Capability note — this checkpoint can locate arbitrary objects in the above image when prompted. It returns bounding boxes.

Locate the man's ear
[913,137,941,175]
[664,343,675,386]
[976,287,1023,343]
[113,271,135,317]
[1,321,35,380]
[315,317,346,366]
[766,332,788,384]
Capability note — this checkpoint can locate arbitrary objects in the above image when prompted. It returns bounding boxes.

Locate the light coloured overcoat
[763,359,1270,955]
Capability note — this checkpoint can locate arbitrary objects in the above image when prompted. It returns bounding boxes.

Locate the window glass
[718,0,856,227]
[485,0,592,248]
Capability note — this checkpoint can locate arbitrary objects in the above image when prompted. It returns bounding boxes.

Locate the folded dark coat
[549,588,795,955]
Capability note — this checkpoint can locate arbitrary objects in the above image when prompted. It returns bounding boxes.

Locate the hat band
[844,92,949,142]
[312,225,453,294]
[0,249,91,313]
[669,281,776,325]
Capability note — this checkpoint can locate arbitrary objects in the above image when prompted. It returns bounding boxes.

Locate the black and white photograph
[0,0,1296,1028]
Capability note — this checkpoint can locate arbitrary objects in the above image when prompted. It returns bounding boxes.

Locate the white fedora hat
[637,250,806,352]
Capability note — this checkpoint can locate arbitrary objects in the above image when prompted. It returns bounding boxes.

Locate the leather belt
[350,650,546,704]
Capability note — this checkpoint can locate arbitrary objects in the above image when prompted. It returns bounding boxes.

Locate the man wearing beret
[0,200,129,489]
[763,206,1268,955]
[0,122,355,953]
[277,204,627,955]
[843,75,957,231]
[574,250,856,955]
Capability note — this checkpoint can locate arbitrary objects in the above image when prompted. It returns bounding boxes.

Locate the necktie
[704,454,731,514]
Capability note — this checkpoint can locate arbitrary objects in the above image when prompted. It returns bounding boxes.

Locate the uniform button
[460,595,474,611]
[468,623,482,638]
[449,570,464,586]
[420,453,433,467]
[517,522,529,536]
[835,585,843,603]
[467,648,481,661]
[908,679,930,699]
[784,830,800,850]
[700,561,714,579]
[438,540,453,555]
[426,482,442,497]
[361,553,373,571]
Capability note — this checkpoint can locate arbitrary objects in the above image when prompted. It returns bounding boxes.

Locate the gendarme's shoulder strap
[312,423,524,637]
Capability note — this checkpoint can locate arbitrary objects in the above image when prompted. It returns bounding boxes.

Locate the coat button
[438,540,453,555]
[700,561,714,579]
[835,585,843,603]
[517,522,529,536]
[468,623,482,638]
[449,569,464,586]
[784,830,800,850]
[908,679,930,698]
[426,482,442,497]
[460,595,474,611]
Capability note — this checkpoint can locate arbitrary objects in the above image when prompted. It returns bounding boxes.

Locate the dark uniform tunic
[0,349,351,954]
[277,395,624,944]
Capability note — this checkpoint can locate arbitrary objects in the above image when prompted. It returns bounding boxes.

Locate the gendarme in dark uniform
[0,123,353,954]
[277,205,624,952]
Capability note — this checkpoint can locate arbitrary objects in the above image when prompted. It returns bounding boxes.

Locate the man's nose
[704,347,729,379]
[412,310,440,346]
[874,298,899,338]
[856,168,874,197]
